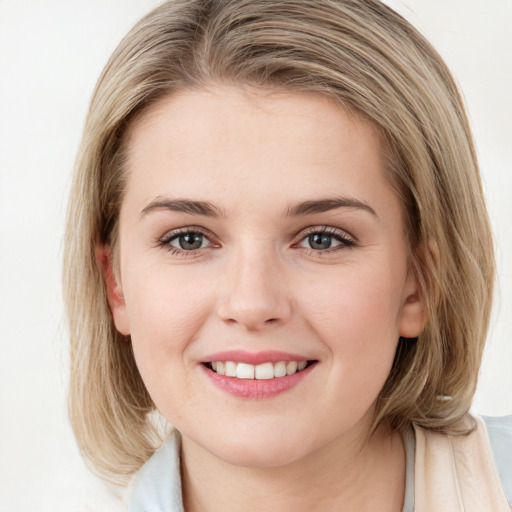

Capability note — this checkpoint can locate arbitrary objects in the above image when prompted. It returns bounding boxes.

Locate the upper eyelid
[157,224,356,248]
[160,226,214,242]
[297,225,356,243]
[160,224,353,236]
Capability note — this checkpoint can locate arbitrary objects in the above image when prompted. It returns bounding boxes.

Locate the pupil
[310,233,331,250]
[179,233,203,250]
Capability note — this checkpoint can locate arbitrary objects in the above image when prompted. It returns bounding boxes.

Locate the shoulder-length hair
[64,0,495,483]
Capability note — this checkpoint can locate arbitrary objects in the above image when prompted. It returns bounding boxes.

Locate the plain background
[0,1,511,510]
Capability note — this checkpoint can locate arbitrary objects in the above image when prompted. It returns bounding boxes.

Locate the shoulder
[413,414,512,510]
[481,414,512,506]
[129,431,184,512]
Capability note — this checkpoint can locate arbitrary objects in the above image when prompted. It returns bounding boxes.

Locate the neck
[181,425,406,512]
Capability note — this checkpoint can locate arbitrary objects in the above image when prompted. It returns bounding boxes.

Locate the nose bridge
[217,239,292,330]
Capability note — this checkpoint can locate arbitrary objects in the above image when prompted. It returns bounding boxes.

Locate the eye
[169,232,209,250]
[298,228,354,252]
[158,227,215,254]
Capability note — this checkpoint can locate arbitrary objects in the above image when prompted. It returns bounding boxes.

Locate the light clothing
[412,415,511,511]
[130,415,512,511]
[130,434,184,512]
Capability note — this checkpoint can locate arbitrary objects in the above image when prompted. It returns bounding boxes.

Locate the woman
[63,1,512,510]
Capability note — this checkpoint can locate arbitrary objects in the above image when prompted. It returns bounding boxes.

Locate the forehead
[122,85,394,217]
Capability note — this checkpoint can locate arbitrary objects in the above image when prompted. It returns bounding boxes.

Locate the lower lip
[200,363,316,399]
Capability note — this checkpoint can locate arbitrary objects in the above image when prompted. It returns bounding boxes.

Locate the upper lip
[198,350,314,366]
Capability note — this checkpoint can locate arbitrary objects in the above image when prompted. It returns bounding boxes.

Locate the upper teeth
[210,361,308,379]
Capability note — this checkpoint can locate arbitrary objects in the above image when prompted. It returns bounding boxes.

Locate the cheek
[302,261,405,339]
[299,262,405,386]
[123,268,213,386]
[126,263,208,330]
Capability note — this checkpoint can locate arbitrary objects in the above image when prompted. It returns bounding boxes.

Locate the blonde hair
[64,0,495,483]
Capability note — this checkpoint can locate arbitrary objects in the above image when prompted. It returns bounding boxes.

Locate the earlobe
[398,270,428,339]
[96,244,131,336]
[399,239,439,338]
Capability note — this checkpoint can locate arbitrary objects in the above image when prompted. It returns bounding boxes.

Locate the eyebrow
[141,198,223,218]
[285,197,377,217]
[140,196,377,219]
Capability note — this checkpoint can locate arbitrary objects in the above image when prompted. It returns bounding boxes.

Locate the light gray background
[1,1,511,510]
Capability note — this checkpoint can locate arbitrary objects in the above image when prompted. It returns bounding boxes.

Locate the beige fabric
[414,416,510,511]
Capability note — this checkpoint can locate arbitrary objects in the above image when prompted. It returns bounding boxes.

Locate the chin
[212,439,307,469]
[188,422,313,469]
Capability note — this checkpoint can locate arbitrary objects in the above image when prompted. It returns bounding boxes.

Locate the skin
[104,85,425,511]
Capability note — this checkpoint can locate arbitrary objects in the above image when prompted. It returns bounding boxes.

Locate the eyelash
[157,226,214,257]
[157,226,355,257]
[297,226,355,255]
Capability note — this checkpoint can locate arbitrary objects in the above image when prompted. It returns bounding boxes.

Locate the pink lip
[199,359,317,399]
[198,350,311,365]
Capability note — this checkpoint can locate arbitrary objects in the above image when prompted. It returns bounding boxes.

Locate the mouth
[198,350,318,398]
[202,360,316,380]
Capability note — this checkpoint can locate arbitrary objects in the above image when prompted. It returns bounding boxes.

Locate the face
[107,85,424,468]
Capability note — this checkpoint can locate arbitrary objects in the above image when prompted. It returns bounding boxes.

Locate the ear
[96,244,130,336]
[398,266,427,339]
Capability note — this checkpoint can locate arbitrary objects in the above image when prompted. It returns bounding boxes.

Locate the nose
[216,246,293,332]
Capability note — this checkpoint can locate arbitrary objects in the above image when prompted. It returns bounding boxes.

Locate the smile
[205,360,310,379]
[200,352,318,398]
